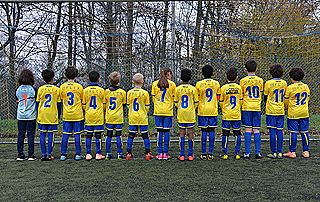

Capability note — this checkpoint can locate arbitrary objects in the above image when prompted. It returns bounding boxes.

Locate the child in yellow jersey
[196,65,220,160]
[175,69,198,161]
[36,69,61,161]
[264,64,287,159]
[105,72,126,160]
[59,67,84,161]
[82,71,106,161]
[125,73,152,161]
[151,68,176,160]
[219,68,242,160]
[240,59,264,159]
[284,68,311,159]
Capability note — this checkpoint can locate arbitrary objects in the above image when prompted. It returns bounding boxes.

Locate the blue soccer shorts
[63,121,84,135]
[106,124,123,131]
[287,118,309,133]
[85,125,104,133]
[242,111,261,129]
[178,123,195,129]
[222,120,241,130]
[129,125,148,133]
[266,115,284,130]
[155,116,173,130]
[198,116,218,129]
[38,124,58,132]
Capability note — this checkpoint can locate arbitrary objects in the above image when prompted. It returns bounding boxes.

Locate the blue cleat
[75,155,82,161]
[60,155,67,161]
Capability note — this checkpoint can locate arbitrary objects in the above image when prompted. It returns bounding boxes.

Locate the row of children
[15,59,310,161]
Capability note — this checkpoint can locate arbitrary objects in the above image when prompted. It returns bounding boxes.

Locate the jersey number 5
[109,97,116,110]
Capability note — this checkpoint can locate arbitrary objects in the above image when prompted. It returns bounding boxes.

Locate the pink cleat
[95,154,105,160]
[156,153,163,160]
[85,154,92,161]
[163,153,169,160]
[302,151,310,158]
[283,152,296,158]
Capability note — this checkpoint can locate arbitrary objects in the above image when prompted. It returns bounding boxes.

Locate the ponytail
[157,68,171,89]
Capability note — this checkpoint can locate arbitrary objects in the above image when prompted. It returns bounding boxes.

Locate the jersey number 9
[206,88,213,102]
[230,96,237,109]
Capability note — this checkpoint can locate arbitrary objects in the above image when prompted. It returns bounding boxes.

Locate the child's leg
[201,128,207,154]
[17,120,27,157]
[157,129,164,154]
[127,126,137,154]
[163,129,170,154]
[244,128,252,155]
[39,131,47,156]
[276,129,283,153]
[208,128,216,155]
[47,132,54,155]
[222,129,229,155]
[106,130,113,155]
[26,120,36,157]
[141,126,150,154]
[179,128,186,157]
[95,132,102,154]
[187,127,194,157]
[74,122,82,156]
[234,130,242,155]
[269,128,277,153]
[61,121,71,156]
[253,112,261,155]
[289,132,298,152]
[300,118,310,152]
[86,132,93,155]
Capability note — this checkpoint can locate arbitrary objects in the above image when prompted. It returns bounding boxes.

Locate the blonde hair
[132,73,144,85]
[109,71,121,85]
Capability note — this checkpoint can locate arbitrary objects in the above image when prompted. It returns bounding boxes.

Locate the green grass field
[1,141,320,201]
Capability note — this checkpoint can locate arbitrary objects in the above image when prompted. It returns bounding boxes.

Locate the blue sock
[106,136,112,154]
[116,136,123,154]
[86,137,92,154]
[235,135,241,154]
[47,132,54,155]
[180,136,185,156]
[201,130,207,154]
[74,134,81,155]
[163,131,170,154]
[254,132,261,154]
[143,138,151,153]
[301,132,309,152]
[61,134,69,155]
[222,135,228,154]
[40,132,46,156]
[269,128,277,153]
[289,132,298,152]
[127,136,134,153]
[276,129,283,153]
[157,131,163,154]
[244,132,251,155]
[188,139,194,156]
[95,138,101,154]
[208,130,215,154]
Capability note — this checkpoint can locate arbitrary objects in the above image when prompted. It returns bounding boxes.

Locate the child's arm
[151,82,156,104]
[284,87,290,109]
[174,88,178,108]
[145,92,150,113]
[263,82,269,105]
[193,88,199,109]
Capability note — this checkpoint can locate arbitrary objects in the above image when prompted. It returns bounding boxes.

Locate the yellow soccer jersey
[174,84,198,123]
[105,88,126,124]
[151,80,176,116]
[127,88,150,125]
[240,75,264,111]
[82,85,106,125]
[219,83,243,121]
[285,82,310,119]
[196,79,221,116]
[36,84,61,124]
[60,81,84,121]
[264,79,287,115]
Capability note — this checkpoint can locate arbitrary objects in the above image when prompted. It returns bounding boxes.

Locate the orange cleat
[302,151,310,158]
[145,152,153,161]
[188,155,195,161]
[178,156,185,161]
[95,154,105,160]
[283,152,296,158]
[85,154,92,161]
[125,152,133,161]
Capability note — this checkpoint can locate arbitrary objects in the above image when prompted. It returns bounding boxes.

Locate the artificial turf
[0,140,319,201]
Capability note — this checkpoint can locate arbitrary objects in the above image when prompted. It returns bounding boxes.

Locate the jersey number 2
[44,94,52,108]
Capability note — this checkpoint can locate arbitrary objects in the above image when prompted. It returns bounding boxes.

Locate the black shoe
[28,155,37,161]
[16,155,27,161]
[243,153,250,160]
[199,154,207,160]
[255,153,262,159]
[41,155,48,161]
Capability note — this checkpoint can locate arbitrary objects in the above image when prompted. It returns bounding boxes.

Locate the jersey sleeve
[193,87,199,103]
[82,89,87,105]
[145,91,150,106]
[36,88,41,102]
[102,90,106,104]
[264,82,269,96]
[174,88,179,107]
[216,82,221,95]
[122,90,127,105]
[284,86,290,109]
[219,87,225,108]
[57,88,61,103]
[260,79,264,92]
[195,82,200,97]
[239,86,243,107]
[151,82,156,96]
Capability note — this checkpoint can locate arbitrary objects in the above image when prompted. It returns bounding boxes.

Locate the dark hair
[181,69,192,82]
[42,69,55,83]
[65,66,78,80]
[245,59,257,72]
[18,69,35,86]
[289,68,305,81]
[269,64,283,78]
[157,68,172,88]
[227,68,237,81]
[89,71,100,82]
[202,65,213,78]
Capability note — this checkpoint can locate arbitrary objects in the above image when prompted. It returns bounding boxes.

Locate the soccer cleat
[60,155,67,161]
[207,154,214,161]
[222,154,228,160]
[95,154,105,160]
[277,153,283,159]
[283,152,296,158]
[156,153,163,160]
[117,153,124,160]
[86,154,93,161]
[302,151,310,158]
[47,155,55,161]
[178,155,185,161]
[16,155,26,161]
[41,155,47,161]
[75,155,82,161]
[243,153,250,159]
[267,153,277,159]
[145,152,153,161]
[27,155,37,161]
[162,153,169,160]
[188,155,194,161]
[105,153,112,160]
[235,154,241,160]
[125,152,133,161]
[255,153,263,159]
[200,154,207,160]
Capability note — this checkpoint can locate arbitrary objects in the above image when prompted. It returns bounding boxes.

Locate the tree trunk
[67,2,73,67]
